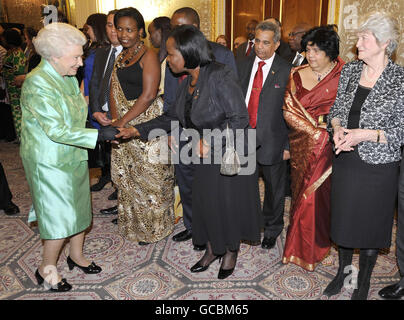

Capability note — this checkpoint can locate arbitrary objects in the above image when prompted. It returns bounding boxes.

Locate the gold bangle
[318,115,324,124]
[111,118,118,123]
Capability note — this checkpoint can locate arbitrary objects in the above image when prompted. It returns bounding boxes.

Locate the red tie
[246,41,253,56]
[178,74,187,83]
[247,61,266,128]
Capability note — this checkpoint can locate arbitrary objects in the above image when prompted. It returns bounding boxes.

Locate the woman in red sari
[282,26,344,271]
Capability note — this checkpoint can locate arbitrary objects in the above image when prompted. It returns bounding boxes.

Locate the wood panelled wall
[226,0,329,47]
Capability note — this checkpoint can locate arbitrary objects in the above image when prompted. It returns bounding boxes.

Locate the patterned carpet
[0,140,401,300]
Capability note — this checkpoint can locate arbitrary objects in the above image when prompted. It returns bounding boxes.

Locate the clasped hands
[333,126,363,155]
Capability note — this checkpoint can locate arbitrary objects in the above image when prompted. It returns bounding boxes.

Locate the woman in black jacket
[115,25,261,280]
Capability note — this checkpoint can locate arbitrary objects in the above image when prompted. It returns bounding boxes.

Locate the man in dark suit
[287,22,312,66]
[234,19,258,61]
[264,17,294,62]
[165,7,237,248]
[237,21,291,250]
[379,153,404,299]
[89,10,122,216]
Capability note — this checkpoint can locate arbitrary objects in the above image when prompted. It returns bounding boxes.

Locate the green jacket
[20,59,98,164]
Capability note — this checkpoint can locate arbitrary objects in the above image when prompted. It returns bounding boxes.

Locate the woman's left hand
[335,128,364,154]
[197,138,210,159]
[115,127,140,140]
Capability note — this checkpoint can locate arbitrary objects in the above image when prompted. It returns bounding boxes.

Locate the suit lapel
[261,54,281,92]
[242,56,256,97]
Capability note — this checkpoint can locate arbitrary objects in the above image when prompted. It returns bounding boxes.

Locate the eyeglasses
[288,31,306,37]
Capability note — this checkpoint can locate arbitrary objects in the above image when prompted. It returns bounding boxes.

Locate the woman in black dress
[325,11,404,300]
[115,24,261,280]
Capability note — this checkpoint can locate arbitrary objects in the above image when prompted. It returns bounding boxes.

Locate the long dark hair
[85,13,109,49]
[152,16,171,62]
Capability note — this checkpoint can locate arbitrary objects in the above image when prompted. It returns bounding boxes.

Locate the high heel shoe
[67,256,102,274]
[34,269,72,292]
[190,255,222,273]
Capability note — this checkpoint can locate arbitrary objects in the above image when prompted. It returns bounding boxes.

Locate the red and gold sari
[282,57,344,271]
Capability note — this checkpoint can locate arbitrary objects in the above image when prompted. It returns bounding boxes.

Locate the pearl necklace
[312,61,336,82]
[116,41,144,69]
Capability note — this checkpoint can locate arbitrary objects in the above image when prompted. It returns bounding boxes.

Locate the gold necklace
[116,41,144,69]
[312,61,336,82]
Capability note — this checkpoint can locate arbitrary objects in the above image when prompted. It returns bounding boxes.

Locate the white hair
[33,23,87,60]
[358,11,400,57]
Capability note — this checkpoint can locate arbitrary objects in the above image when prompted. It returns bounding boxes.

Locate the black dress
[184,90,261,255]
[330,85,399,248]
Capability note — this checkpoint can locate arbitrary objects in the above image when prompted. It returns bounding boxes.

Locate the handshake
[97,126,120,142]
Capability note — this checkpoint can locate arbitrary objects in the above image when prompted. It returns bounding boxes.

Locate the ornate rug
[0,141,401,300]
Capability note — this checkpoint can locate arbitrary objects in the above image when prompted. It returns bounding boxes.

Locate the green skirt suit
[20,59,98,240]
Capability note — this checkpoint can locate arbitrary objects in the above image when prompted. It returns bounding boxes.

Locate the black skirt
[330,149,399,248]
[192,163,261,255]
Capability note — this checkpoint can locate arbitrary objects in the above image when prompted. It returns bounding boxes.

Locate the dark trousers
[0,162,12,208]
[398,156,404,285]
[0,103,16,141]
[175,136,195,231]
[259,160,287,238]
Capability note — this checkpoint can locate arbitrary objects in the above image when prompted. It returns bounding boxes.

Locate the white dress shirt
[245,39,255,54]
[245,53,276,106]
[292,51,304,66]
[102,45,123,112]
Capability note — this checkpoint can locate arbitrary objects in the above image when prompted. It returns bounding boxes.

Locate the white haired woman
[324,12,404,300]
[20,23,118,291]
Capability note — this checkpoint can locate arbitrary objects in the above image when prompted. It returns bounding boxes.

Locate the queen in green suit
[20,23,118,292]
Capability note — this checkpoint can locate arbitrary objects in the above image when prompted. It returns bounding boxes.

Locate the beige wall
[338,0,404,66]
[3,0,45,29]
[76,0,218,41]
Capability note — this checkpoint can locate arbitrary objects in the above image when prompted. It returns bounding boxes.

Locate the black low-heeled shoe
[190,255,221,273]
[67,256,102,274]
[218,267,235,280]
[34,269,72,292]
[138,241,150,246]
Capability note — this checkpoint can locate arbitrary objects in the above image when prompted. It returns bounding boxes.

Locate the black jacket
[136,62,253,157]
[89,46,111,117]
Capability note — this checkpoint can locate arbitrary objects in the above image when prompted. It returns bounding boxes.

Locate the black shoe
[218,267,235,280]
[378,283,404,300]
[108,189,118,200]
[190,255,221,273]
[193,244,206,251]
[90,176,110,192]
[67,256,102,274]
[138,241,150,246]
[172,229,192,242]
[2,202,19,215]
[100,205,118,215]
[111,218,118,225]
[323,247,354,297]
[351,250,378,300]
[35,269,72,292]
[261,237,277,249]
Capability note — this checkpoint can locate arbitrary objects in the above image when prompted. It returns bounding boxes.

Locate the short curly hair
[33,23,87,60]
[301,25,340,61]
[358,11,399,57]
